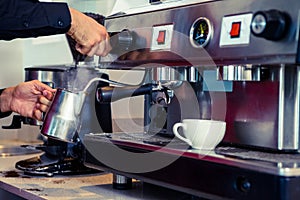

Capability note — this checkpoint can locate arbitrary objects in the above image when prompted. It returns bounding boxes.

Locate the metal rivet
[57,20,64,27]
[23,21,29,28]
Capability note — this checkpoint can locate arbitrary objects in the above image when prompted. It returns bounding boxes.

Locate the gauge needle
[195,34,204,40]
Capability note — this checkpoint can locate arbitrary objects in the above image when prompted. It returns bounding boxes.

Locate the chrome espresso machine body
[84,0,300,199]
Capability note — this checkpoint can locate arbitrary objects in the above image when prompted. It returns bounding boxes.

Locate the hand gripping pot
[41,88,87,142]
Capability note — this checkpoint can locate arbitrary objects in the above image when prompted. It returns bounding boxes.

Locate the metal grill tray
[89,132,186,147]
[215,146,300,164]
[85,133,300,177]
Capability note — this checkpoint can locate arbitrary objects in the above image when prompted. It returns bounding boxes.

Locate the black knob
[109,30,134,53]
[251,10,290,41]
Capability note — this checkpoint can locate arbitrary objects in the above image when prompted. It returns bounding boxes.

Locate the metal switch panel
[151,24,174,51]
[220,13,253,47]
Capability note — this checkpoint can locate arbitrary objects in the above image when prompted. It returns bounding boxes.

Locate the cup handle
[173,122,192,146]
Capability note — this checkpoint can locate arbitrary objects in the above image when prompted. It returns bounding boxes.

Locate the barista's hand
[67,8,112,57]
[0,80,56,121]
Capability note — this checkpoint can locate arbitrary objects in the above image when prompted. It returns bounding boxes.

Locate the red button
[230,22,241,38]
[157,30,166,44]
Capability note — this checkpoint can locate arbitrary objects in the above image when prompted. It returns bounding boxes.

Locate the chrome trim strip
[278,65,285,150]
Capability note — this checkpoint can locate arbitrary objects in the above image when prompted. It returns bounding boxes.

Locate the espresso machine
[80,0,300,199]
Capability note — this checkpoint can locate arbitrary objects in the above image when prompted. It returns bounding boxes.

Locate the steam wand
[96,83,169,103]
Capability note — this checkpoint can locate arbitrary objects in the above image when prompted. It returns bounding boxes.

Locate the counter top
[0,153,193,200]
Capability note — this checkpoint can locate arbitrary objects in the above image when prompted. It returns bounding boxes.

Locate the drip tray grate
[215,146,300,164]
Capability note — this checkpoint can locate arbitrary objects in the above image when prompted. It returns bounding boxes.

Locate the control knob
[251,10,290,41]
[109,30,134,53]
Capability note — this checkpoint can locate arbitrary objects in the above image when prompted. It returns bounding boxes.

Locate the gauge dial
[189,17,213,48]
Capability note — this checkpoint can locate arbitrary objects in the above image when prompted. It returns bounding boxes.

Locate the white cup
[173,119,226,150]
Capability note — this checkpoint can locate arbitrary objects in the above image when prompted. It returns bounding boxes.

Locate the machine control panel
[219,13,253,47]
[105,0,299,66]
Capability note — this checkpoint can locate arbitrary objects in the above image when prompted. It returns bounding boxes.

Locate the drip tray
[215,146,300,164]
[0,145,41,157]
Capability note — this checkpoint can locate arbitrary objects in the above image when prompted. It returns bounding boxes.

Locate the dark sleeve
[0,0,71,40]
[0,88,12,118]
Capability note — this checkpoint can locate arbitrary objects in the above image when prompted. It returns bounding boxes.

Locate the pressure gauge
[189,17,213,48]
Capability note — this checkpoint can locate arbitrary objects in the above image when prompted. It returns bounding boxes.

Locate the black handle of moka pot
[96,84,154,103]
